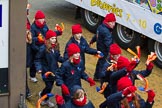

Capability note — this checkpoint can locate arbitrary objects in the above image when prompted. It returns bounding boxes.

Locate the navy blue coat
[57,100,95,108]
[90,23,114,79]
[99,58,113,80]
[99,91,154,108]
[90,23,113,58]
[110,67,153,86]
[35,48,64,75]
[30,23,49,51]
[100,60,153,98]
[63,36,98,66]
[36,48,64,100]
[56,60,89,91]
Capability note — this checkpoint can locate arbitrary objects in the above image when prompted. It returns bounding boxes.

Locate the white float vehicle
[65,0,162,68]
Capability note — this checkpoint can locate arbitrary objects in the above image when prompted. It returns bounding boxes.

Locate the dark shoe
[93,77,101,81]
[26,92,32,99]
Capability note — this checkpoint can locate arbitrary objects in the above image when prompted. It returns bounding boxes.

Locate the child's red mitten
[146,62,154,71]
[55,94,64,105]
[147,90,155,103]
[87,77,96,86]
[61,84,70,95]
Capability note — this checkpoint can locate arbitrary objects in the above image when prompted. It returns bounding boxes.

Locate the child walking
[63,24,101,68]
[56,43,95,102]
[38,30,64,107]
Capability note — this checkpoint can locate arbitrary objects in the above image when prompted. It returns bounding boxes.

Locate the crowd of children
[26,7,156,108]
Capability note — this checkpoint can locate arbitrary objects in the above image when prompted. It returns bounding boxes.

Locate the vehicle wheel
[148,39,162,68]
[113,24,143,50]
[81,9,103,33]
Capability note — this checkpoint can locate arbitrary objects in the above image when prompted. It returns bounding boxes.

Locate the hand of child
[146,62,154,71]
[37,33,44,43]
[55,94,64,105]
[126,59,139,73]
[26,30,32,44]
[61,84,70,95]
[147,89,155,103]
[87,77,96,86]
[55,24,64,33]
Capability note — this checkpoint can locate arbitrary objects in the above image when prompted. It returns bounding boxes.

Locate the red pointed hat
[67,43,80,57]
[104,13,116,22]
[117,76,133,91]
[117,56,130,70]
[72,24,82,35]
[45,30,57,40]
[35,10,45,19]
[109,43,121,55]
